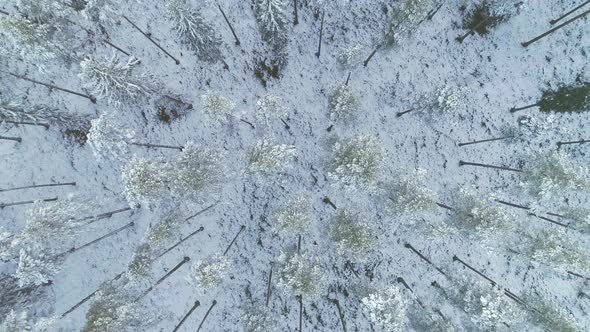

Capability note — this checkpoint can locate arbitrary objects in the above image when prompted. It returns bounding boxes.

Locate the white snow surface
[1,0,589,331]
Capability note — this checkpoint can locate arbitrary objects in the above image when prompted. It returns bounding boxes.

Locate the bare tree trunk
[196,300,218,332]
[550,0,590,24]
[60,271,126,317]
[123,15,180,64]
[396,108,415,117]
[2,120,49,129]
[330,298,347,332]
[138,256,190,300]
[293,0,299,25]
[266,263,273,306]
[102,39,131,56]
[557,139,590,147]
[459,160,523,172]
[55,222,135,258]
[3,71,96,103]
[0,135,21,143]
[458,136,514,147]
[298,295,303,332]
[322,197,337,210]
[130,142,184,150]
[403,243,447,276]
[509,103,540,112]
[185,202,218,222]
[223,225,245,255]
[218,4,241,45]
[158,226,204,258]
[172,300,201,332]
[363,44,382,67]
[452,255,496,285]
[315,11,325,57]
[0,182,75,193]
[522,8,590,47]
[0,197,57,209]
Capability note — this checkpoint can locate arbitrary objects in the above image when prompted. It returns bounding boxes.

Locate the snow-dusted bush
[515,230,590,273]
[328,209,375,262]
[145,215,182,249]
[275,250,324,298]
[241,306,276,332]
[272,195,312,234]
[167,0,222,63]
[255,95,288,121]
[408,307,457,332]
[248,139,296,175]
[0,310,55,332]
[0,16,60,71]
[20,194,96,246]
[87,112,135,162]
[430,85,470,114]
[328,84,359,122]
[336,45,364,68]
[199,90,236,121]
[521,150,590,198]
[0,229,12,261]
[384,168,438,218]
[0,100,91,130]
[524,292,580,332]
[383,0,437,47]
[16,0,69,24]
[188,255,230,289]
[83,284,155,332]
[170,142,223,198]
[447,188,515,238]
[121,158,172,207]
[254,0,288,49]
[328,135,384,191]
[79,55,156,106]
[14,245,58,287]
[361,285,409,332]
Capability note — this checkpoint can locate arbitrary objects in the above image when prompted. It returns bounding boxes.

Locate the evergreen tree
[241,305,276,332]
[14,245,58,287]
[87,112,135,163]
[187,254,230,289]
[254,0,288,50]
[275,250,324,299]
[79,54,157,106]
[272,195,312,234]
[361,285,409,332]
[0,99,91,131]
[383,0,437,47]
[0,310,55,332]
[328,135,384,191]
[83,283,156,332]
[336,45,364,69]
[328,209,376,262]
[199,90,236,122]
[167,0,223,63]
[514,230,590,273]
[80,0,119,26]
[447,188,516,239]
[121,157,172,207]
[328,84,359,122]
[16,0,70,24]
[170,142,223,199]
[383,168,439,220]
[537,83,590,113]
[522,150,590,198]
[0,15,61,72]
[248,139,296,175]
[523,291,581,332]
[255,94,289,121]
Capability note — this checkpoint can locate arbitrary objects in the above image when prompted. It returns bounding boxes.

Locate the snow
[1,0,589,331]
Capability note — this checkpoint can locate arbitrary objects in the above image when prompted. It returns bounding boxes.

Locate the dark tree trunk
[4,71,96,103]
[55,221,135,259]
[330,298,347,332]
[0,182,75,193]
[0,197,57,209]
[138,256,190,300]
[196,300,218,332]
[173,300,201,332]
[404,243,447,276]
[322,197,337,210]
[266,263,273,306]
[218,4,241,45]
[130,142,184,150]
[123,16,180,64]
[509,103,540,112]
[459,160,523,172]
[315,11,325,57]
[550,0,590,24]
[363,44,382,67]
[396,108,415,117]
[102,39,131,56]
[293,0,299,25]
[522,8,590,47]
[223,225,245,255]
[557,139,590,147]
[2,120,49,129]
[458,136,514,147]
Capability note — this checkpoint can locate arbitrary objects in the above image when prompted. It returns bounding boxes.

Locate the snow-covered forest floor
[1,0,590,331]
